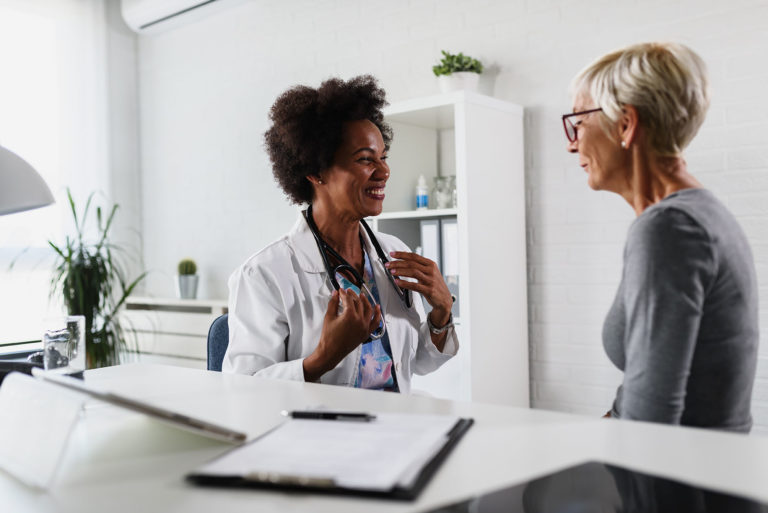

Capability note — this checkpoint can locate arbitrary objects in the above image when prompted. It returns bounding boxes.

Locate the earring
[621,141,627,149]
[317,179,324,184]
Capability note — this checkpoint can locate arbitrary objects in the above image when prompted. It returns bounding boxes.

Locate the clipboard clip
[244,472,336,488]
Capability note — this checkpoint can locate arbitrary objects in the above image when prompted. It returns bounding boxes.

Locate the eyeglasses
[562,108,602,143]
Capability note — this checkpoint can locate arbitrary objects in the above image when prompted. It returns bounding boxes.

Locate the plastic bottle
[416,175,429,210]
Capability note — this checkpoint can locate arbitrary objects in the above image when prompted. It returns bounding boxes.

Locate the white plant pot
[176,275,198,299]
[437,72,480,93]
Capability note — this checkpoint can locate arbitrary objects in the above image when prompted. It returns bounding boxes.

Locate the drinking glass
[43,315,86,373]
[433,176,455,209]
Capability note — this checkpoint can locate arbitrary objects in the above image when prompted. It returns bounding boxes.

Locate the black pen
[283,410,377,422]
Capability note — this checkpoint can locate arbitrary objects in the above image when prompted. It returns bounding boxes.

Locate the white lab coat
[223,214,458,393]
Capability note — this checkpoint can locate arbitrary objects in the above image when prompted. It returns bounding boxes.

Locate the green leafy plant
[178,258,197,275]
[432,50,484,76]
[48,189,146,368]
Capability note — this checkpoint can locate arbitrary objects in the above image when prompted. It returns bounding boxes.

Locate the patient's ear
[618,105,639,148]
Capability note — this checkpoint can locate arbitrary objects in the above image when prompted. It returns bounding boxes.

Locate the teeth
[366,188,385,195]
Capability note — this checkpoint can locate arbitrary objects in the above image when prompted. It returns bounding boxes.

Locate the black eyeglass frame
[562,108,603,143]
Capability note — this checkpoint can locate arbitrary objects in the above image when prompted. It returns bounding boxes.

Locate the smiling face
[567,96,626,193]
[319,119,390,219]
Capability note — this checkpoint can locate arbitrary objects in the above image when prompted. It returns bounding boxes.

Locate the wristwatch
[427,312,454,335]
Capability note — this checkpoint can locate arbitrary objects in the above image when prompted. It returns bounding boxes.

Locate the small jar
[433,176,453,209]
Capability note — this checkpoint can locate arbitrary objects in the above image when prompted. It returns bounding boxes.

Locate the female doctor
[222,75,458,392]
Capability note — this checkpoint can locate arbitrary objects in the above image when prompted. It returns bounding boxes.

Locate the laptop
[427,461,768,513]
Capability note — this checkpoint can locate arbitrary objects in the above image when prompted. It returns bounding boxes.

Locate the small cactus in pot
[176,258,198,299]
[178,258,197,276]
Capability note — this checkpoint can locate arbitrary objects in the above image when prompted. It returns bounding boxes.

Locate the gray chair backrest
[207,314,229,371]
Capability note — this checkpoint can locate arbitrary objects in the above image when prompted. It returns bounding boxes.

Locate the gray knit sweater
[603,188,759,432]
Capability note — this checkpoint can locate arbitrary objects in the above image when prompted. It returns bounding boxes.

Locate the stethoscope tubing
[304,206,412,307]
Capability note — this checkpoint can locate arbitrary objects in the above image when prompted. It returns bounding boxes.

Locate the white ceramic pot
[176,275,198,299]
[437,72,480,93]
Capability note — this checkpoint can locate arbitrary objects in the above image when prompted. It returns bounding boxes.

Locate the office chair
[207,313,229,371]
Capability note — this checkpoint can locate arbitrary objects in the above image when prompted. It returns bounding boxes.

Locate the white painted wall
[105,1,144,283]
[0,0,143,342]
[131,0,768,433]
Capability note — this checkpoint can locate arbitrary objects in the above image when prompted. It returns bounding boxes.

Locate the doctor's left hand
[386,251,453,326]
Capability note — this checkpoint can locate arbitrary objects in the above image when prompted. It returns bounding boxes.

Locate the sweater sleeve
[615,207,716,424]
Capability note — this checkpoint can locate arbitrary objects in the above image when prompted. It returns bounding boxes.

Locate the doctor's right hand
[302,289,381,382]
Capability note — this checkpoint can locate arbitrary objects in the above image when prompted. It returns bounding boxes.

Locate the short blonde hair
[571,42,710,156]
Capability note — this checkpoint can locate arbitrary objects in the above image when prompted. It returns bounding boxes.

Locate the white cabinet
[120,296,227,369]
[373,91,529,407]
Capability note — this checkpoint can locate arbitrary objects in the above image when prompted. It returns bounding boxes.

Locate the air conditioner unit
[121,0,243,34]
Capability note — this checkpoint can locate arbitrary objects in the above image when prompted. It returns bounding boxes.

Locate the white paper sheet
[195,413,459,491]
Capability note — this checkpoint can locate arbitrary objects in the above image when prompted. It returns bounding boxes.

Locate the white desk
[2,364,767,512]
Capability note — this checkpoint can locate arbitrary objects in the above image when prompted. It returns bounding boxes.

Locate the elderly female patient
[564,43,758,431]
[223,75,457,392]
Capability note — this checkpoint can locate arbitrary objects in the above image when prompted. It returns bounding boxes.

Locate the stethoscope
[303,205,413,340]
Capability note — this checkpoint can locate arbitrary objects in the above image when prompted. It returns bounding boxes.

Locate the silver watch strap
[427,312,453,335]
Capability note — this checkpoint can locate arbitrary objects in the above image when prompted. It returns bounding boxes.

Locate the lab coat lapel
[288,214,326,274]
[287,213,333,296]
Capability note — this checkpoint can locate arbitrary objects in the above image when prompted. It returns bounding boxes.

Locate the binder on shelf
[186,413,474,501]
[440,218,460,318]
[420,219,442,314]
[419,219,442,271]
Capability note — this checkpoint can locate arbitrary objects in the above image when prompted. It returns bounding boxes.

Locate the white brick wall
[133,0,768,434]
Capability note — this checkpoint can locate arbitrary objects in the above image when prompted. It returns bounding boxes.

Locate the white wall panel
[131,0,768,432]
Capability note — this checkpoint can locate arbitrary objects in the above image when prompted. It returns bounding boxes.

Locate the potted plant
[432,50,484,93]
[48,189,146,368]
[176,258,198,300]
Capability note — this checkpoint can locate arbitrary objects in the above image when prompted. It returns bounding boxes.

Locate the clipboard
[186,414,473,500]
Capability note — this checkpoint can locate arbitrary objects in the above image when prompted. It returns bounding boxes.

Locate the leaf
[433,50,483,75]
[79,192,94,238]
[47,241,65,259]
[104,270,147,325]
[96,204,118,251]
[67,188,78,234]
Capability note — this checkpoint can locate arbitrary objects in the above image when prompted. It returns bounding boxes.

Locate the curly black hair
[264,75,393,205]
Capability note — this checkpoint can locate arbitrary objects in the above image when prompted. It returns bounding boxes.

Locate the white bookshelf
[374,91,529,407]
